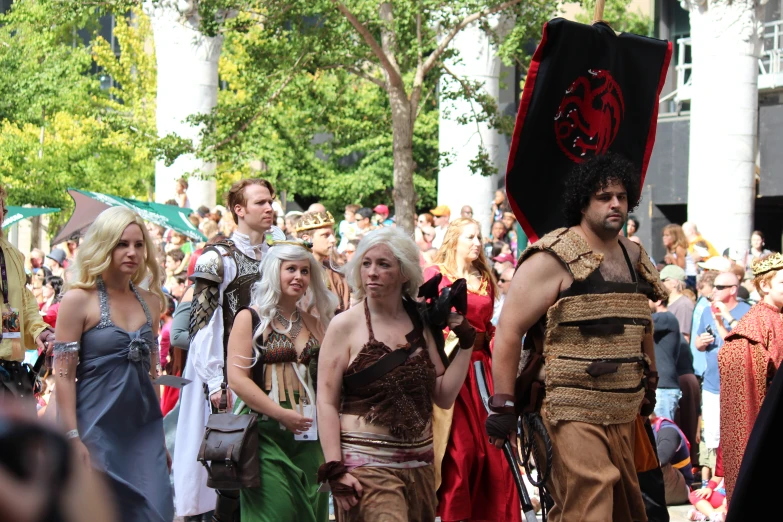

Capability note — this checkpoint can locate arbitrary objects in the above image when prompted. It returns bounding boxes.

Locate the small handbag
[197,308,262,490]
[198,392,260,490]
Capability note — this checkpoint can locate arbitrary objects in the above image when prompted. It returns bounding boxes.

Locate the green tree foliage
[0,3,156,227]
[190,0,560,229]
[576,0,652,36]
[49,1,561,229]
[207,25,442,212]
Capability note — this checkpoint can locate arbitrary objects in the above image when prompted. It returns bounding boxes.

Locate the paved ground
[177,501,698,521]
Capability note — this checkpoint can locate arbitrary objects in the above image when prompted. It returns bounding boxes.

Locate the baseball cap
[659,264,685,282]
[430,205,451,217]
[697,256,732,272]
[373,204,389,216]
[492,253,516,265]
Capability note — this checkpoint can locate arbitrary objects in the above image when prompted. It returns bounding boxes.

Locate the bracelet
[65,429,79,440]
[488,393,516,414]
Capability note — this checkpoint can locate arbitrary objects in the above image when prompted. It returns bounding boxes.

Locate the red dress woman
[425,217,522,522]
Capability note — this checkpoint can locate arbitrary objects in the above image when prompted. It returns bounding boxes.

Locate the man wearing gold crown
[718,252,783,503]
[174,178,286,521]
[295,211,351,314]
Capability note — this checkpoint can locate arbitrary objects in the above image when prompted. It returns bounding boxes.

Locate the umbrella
[2,206,61,229]
[52,189,206,244]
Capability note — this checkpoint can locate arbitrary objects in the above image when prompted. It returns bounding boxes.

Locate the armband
[53,342,80,378]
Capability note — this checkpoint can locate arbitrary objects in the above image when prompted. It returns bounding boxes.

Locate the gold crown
[751,252,783,276]
[294,211,335,233]
[266,239,313,252]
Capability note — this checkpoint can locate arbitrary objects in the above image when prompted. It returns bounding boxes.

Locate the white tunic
[172,228,283,516]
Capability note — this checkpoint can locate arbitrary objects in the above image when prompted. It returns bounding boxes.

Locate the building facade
[644,0,783,261]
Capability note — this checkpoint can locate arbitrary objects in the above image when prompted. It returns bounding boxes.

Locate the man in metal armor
[295,210,351,314]
[173,178,285,521]
[487,154,667,522]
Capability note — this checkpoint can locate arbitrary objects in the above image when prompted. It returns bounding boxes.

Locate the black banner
[506,18,672,242]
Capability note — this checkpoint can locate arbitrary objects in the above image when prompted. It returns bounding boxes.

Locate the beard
[602,218,625,232]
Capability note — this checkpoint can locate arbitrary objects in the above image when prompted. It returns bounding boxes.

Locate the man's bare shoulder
[517,249,571,279]
[618,235,642,264]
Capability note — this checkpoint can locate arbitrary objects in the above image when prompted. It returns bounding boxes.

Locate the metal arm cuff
[488,393,517,414]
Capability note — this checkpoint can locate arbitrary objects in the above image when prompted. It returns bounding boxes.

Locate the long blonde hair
[663,224,689,252]
[250,243,338,354]
[432,217,497,297]
[66,207,164,306]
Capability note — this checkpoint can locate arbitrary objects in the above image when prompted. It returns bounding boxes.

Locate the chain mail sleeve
[189,246,236,396]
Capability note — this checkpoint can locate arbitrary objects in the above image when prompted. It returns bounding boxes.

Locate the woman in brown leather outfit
[317,227,476,522]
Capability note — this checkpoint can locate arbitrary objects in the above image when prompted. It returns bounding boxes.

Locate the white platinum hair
[344,227,423,301]
[249,243,338,358]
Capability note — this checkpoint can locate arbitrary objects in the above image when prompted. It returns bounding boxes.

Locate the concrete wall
[759,103,783,196]
[437,21,515,236]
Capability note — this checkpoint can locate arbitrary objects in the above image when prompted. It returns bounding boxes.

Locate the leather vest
[220,241,261,348]
[520,228,667,425]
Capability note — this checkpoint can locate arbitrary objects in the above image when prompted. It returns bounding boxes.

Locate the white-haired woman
[227,241,338,522]
[53,207,173,522]
[316,228,476,521]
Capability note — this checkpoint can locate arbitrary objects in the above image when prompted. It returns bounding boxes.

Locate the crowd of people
[1,157,781,522]
[628,222,782,522]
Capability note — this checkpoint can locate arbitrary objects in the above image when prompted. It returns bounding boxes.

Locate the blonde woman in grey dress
[54,207,173,522]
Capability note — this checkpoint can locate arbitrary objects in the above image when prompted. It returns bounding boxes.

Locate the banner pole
[593,0,606,21]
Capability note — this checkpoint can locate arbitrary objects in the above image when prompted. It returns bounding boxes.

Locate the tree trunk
[146,0,221,209]
[388,83,417,234]
[684,0,763,252]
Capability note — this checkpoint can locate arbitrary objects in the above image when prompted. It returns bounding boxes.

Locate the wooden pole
[593,0,606,21]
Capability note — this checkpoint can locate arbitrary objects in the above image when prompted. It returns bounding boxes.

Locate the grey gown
[75,278,174,522]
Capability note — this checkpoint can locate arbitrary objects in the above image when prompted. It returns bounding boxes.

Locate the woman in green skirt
[227,240,338,522]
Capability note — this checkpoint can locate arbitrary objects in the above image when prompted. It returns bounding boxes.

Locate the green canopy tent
[2,206,61,229]
[52,189,206,244]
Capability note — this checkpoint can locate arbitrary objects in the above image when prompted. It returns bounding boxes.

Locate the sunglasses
[714,285,736,290]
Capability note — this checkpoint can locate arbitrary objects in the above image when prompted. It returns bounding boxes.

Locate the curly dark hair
[562,153,641,227]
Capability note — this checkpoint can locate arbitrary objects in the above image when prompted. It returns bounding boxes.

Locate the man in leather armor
[487,154,668,522]
[295,210,351,314]
[173,178,285,521]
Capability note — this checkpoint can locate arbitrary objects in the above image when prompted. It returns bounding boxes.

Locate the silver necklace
[275,308,302,340]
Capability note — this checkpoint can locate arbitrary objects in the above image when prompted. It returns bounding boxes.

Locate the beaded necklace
[275,308,302,340]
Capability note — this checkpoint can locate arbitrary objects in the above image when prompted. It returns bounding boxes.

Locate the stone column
[147,0,222,210]
[437,21,515,236]
[683,0,763,252]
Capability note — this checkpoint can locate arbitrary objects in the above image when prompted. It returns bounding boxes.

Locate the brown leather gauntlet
[640,371,658,416]
[317,461,358,498]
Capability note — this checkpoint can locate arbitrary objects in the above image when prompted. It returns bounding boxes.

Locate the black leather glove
[485,412,518,441]
[451,317,476,350]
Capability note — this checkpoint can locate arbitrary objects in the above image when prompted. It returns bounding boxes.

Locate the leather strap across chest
[342,299,427,393]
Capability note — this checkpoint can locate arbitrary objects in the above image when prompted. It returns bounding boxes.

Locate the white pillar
[683,0,763,252]
[437,22,512,236]
[147,0,222,210]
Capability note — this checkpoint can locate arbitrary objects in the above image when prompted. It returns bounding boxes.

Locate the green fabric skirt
[239,398,328,522]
